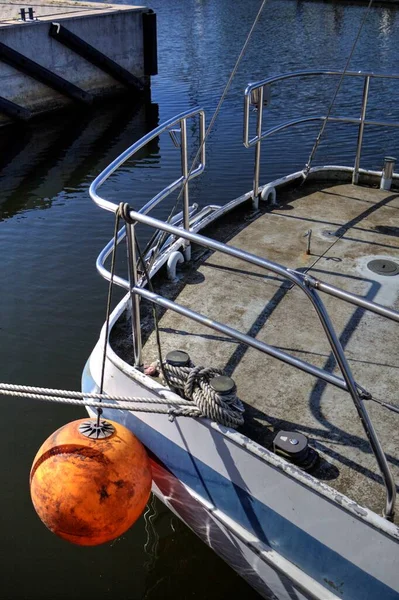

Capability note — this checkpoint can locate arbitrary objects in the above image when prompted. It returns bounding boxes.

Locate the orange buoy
[30,418,152,546]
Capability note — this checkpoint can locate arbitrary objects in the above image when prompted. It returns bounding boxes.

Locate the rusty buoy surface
[30,418,152,546]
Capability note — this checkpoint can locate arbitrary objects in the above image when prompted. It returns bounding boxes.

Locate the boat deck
[137,181,399,520]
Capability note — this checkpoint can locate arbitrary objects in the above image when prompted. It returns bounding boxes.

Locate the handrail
[243,70,399,194]
[245,115,399,148]
[95,205,200,290]
[89,91,398,519]
[123,207,397,520]
[89,106,206,368]
[89,107,205,217]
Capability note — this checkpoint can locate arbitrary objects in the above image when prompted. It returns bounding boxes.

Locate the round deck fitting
[78,420,115,439]
[166,350,190,367]
[321,229,338,239]
[367,259,399,276]
[210,375,236,395]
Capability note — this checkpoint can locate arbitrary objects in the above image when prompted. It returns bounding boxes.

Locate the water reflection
[0,101,159,221]
[379,7,396,37]
[332,4,344,34]
[2,0,399,598]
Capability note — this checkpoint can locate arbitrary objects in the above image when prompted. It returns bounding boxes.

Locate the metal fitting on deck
[380,156,396,191]
[167,251,184,281]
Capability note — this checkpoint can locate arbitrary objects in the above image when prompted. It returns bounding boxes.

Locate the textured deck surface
[142,182,399,519]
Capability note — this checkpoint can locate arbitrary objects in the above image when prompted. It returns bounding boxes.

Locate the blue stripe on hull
[82,363,397,599]
[112,410,398,600]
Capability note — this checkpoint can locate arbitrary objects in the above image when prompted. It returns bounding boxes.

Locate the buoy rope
[98,205,122,426]
[131,215,174,391]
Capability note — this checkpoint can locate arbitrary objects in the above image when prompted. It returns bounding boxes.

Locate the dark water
[1,1,399,598]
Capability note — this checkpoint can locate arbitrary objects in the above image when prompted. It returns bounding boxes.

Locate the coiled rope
[159,360,244,429]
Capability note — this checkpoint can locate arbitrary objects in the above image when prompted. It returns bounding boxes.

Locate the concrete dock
[0,1,157,125]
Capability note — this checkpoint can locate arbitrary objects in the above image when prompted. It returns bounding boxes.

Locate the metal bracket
[168,128,181,148]
[304,229,312,255]
[167,250,184,281]
[49,23,144,92]
[260,185,277,204]
[0,41,92,105]
[78,419,115,439]
[250,84,271,108]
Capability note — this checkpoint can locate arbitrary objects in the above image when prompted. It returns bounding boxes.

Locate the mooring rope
[0,383,189,405]
[0,374,245,427]
[302,0,374,180]
[0,389,182,415]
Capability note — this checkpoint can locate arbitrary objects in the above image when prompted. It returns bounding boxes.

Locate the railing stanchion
[180,117,191,260]
[253,85,264,208]
[125,223,143,368]
[352,75,370,185]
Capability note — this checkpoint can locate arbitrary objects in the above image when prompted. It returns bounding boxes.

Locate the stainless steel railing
[90,108,205,217]
[90,107,206,267]
[90,108,205,367]
[123,207,398,521]
[90,101,399,519]
[244,70,399,197]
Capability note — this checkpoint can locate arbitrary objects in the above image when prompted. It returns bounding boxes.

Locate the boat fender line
[0,382,198,410]
[260,185,277,204]
[0,378,244,427]
[167,251,184,281]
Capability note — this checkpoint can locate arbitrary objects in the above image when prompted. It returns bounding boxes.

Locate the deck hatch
[367,259,399,276]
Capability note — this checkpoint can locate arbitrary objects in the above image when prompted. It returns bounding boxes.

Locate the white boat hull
[82,316,399,600]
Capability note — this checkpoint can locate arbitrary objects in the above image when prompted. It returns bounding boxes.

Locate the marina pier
[0,1,157,125]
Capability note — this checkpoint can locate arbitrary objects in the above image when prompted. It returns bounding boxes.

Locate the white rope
[0,379,245,427]
[0,389,180,414]
[0,382,188,404]
[0,382,197,415]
